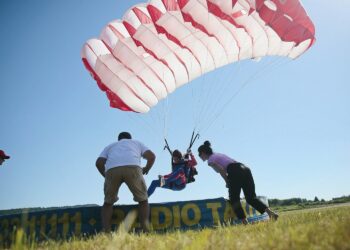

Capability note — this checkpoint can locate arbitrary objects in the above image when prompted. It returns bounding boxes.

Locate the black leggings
[227,163,267,219]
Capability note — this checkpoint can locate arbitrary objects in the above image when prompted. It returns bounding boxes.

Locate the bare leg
[138,200,150,232]
[102,202,113,233]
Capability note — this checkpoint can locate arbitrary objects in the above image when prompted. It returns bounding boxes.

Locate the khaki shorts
[104,166,148,204]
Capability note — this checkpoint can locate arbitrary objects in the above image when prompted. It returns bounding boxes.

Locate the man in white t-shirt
[96,132,156,233]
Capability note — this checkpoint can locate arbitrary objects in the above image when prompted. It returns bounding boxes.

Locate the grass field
[11,205,350,250]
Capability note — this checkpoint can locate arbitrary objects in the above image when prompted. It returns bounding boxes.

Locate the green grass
[10,205,350,250]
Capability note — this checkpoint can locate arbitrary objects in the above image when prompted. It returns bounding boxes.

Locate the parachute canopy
[81,0,315,113]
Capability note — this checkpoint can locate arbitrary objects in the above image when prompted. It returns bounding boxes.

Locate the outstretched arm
[142,150,156,175]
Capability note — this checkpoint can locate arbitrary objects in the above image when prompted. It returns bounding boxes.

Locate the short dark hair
[118,132,132,140]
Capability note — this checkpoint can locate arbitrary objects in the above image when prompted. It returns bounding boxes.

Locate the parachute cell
[81,0,315,113]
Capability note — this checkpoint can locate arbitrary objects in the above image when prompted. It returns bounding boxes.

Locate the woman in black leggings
[198,141,278,224]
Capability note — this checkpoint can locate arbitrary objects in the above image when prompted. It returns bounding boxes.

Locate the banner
[0,197,269,244]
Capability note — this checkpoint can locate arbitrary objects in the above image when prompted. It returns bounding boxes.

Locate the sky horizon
[0,0,349,210]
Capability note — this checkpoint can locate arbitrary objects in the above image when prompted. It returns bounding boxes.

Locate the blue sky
[0,0,349,210]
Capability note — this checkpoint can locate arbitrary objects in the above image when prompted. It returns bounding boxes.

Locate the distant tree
[321,199,325,202]
[268,199,280,206]
[314,196,319,202]
[332,195,350,203]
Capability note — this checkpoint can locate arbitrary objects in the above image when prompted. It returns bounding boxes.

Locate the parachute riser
[188,131,200,151]
[163,131,199,156]
[163,138,172,155]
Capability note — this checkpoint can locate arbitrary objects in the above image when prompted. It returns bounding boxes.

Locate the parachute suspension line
[191,83,198,132]
[199,57,291,135]
[162,95,170,141]
[120,59,166,141]
[189,33,206,129]
[192,50,208,132]
[193,69,210,130]
[196,60,242,132]
[189,51,204,130]
[190,4,216,129]
[159,64,171,150]
[126,112,159,139]
[192,2,248,133]
[191,69,205,130]
[188,37,201,133]
[195,11,226,128]
[153,66,173,144]
[192,9,244,132]
[200,59,282,134]
[198,57,267,134]
[192,39,217,131]
[195,14,297,135]
[148,105,162,136]
[126,74,172,148]
[193,51,240,133]
[124,82,168,147]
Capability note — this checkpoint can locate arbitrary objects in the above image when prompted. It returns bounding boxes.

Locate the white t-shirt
[99,139,149,172]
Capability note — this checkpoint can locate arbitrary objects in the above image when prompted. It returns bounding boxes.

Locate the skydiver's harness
[163,131,199,184]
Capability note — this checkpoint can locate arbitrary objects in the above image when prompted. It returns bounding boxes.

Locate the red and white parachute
[81,0,315,113]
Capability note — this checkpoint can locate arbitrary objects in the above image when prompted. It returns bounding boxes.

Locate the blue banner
[0,197,269,244]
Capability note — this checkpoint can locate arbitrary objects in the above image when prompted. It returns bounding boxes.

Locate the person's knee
[104,195,118,205]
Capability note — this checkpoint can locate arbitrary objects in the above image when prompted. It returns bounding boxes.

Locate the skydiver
[147,149,198,197]
[197,141,278,224]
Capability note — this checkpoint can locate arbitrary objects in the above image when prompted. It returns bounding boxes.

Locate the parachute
[81,0,315,113]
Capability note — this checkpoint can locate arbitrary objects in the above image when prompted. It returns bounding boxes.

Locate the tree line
[268,195,350,207]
